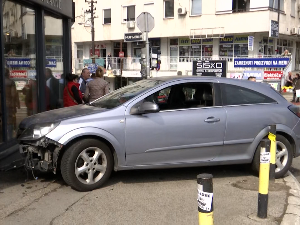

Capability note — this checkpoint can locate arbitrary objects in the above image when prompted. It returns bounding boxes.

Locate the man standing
[292,73,300,102]
[107,53,112,70]
[78,68,90,97]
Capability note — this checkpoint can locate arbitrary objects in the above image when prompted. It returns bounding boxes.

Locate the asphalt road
[0,164,288,225]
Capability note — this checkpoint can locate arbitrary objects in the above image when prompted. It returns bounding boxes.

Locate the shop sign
[203,38,213,45]
[263,71,283,80]
[234,35,248,43]
[229,73,243,79]
[234,58,289,68]
[191,39,201,45]
[248,36,254,51]
[192,60,227,77]
[6,58,31,68]
[220,36,233,44]
[10,70,28,78]
[124,33,143,42]
[46,59,57,67]
[243,70,263,80]
[29,0,73,18]
[90,48,100,57]
[119,52,124,57]
[179,38,191,46]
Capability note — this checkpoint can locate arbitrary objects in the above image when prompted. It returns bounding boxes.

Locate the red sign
[90,48,100,57]
[119,51,124,57]
[263,71,283,80]
[10,70,28,78]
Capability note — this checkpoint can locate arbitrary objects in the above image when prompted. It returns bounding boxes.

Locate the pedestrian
[285,72,293,87]
[84,66,109,103]
[78,68,90,97]
[46,68,61,110]
[63,73,83,107]
[248,76,256,82]
[86,73,95,83]
[292,73,300,102]
[107,53,112,70]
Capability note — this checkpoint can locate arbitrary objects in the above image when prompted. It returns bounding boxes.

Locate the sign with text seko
[234,58,289,68]
[192,60,227,77]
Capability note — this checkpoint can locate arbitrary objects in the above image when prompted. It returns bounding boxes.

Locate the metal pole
[145,13,150,78]
[120,41,123,88]
[197,174,214,225]
[257,139,271,219]
[268,125,276,182]
[91,0,95,57]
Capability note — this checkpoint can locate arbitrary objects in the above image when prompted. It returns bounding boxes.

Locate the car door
[124,81,227,167]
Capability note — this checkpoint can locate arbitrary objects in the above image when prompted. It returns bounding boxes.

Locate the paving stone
[288,196,300,205]
[286,205,300,216]
[281,214,300,225]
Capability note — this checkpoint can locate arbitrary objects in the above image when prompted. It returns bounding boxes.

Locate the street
[0,164,288,225]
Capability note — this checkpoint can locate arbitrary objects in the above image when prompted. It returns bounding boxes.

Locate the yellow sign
[191,39,201,45]
[179,38,191,46]
[234,35,248,43]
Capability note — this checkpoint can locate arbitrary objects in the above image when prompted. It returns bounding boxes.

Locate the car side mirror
[134,101,160,115]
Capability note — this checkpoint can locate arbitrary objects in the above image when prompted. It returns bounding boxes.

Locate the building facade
[72,0,300,89]
[0,0,74,168]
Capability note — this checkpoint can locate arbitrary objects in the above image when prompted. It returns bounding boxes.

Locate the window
[259,37,274,56]
[103,9,111,24]
[123,5,135,22]
[77,45,83,59]
[164,0,174,18]
[221,84,276,106]
[269,0,284,11]
[291,0,296,17]
[191,0,202,15]
[232,0,250,13]
[144,83,214,111]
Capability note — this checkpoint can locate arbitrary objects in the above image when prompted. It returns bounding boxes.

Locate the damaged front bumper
[19,137,63,174]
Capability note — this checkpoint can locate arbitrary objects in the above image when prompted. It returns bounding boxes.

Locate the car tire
[251,134,293,178]
[61,139,113,192]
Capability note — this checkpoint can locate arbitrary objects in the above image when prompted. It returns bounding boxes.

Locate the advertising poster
[229,73,243,79]
[263,71,283,80]
[192,60,227,77]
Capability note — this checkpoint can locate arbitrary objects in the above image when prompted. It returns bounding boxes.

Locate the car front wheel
[252,134,293,178]
[61,139,113,192]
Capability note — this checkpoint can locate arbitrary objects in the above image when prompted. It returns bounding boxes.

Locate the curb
[281,171,300,225]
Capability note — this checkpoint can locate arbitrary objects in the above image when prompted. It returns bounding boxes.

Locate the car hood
[19,105,108,129]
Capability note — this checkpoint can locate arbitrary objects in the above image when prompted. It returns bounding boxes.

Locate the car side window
[144,82,214,111]
[221,84,276,106]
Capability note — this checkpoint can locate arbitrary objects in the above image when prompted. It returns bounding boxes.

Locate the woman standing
[63,73,83,107]
[85,66,109,103]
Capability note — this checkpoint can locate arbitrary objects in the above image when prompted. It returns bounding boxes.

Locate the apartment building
[72,0,300,87]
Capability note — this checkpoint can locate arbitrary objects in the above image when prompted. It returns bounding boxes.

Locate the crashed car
[18,77,300,191]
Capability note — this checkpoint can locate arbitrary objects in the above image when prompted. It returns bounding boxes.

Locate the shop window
[44,14,64,112]
[3,1,37,141]
[234,44,248,56]
[170,38,178,45]
[221,84,276,106]
[103,9,111,24]
[269,0,284,11]
[164,0,174,18]
[259,37,274,56]
[179,46,191,62]
[123,5,135,22]
[219,44,233,57]
[191,0,202,16]
[202,45,213,57]
[232,0,250,13]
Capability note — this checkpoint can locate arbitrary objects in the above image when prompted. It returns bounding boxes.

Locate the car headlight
[19,123,60,141]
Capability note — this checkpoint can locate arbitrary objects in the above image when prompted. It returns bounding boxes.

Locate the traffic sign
[119,52,124,57]
[137,12,154,33]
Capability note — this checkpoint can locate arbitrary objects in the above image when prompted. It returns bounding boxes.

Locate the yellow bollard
[197,174,214,225]
[268,125,276,181]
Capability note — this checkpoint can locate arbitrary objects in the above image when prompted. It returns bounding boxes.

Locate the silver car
[18,76,300,191]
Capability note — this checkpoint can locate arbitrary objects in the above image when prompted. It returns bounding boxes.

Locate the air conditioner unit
[127,21,135,29]
[178,7,187,15]
[113,69,121,76]
[291,27,297,35]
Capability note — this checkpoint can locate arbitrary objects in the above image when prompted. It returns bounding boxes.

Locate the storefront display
[220,35,248,57]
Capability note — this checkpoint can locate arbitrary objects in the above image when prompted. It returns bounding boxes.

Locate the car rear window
[221,84,277,106]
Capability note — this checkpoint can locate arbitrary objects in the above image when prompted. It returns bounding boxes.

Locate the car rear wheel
[251,135,293,178]
[61,139,113,192]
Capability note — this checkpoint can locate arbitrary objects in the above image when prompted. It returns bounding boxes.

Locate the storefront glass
[44,14,64,110]
[259,37,274,56]
[277,39,293,55]
[220,35,248,58]
[3,1,36,141]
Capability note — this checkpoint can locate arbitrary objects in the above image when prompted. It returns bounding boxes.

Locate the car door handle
[204,117,220,123]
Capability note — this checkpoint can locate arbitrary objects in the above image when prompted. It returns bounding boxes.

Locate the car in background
[18,76,300,191]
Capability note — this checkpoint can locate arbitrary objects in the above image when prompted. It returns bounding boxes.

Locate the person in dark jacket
[293,73,300,102]
[63,73,83,107]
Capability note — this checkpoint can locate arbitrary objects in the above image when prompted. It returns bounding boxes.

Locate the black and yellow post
[258,139,271,219]
[268,125,276,181]
[197,174,214,225]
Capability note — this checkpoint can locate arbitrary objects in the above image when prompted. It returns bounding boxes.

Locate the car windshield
[90,79,164,109]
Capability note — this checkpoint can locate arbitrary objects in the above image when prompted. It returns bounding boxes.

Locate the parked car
[18,76,300,191]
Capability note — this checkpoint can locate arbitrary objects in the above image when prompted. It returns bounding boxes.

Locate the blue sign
[234,58,290,68]
[46,59,57,67]
[6,58,31,67]
[243,70,263,80]
[248,36,254,51]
